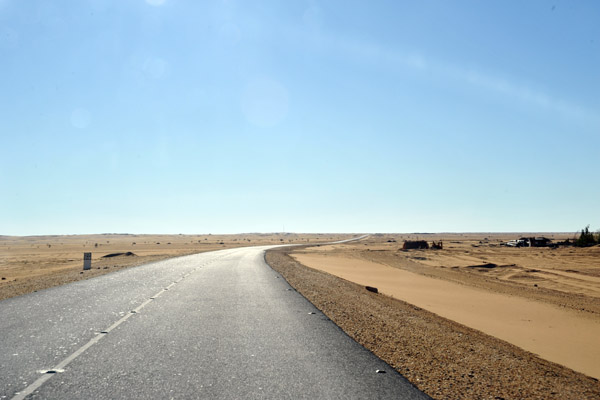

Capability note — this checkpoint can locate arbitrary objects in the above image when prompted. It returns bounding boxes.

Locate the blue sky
[1,0,599,235]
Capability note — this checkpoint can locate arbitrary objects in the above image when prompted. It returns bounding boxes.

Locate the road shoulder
[265,246,600,399]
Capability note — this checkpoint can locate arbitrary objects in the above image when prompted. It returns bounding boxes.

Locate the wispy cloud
[411,55,595,126]
[448,66,593,124]
[320,32,597,127]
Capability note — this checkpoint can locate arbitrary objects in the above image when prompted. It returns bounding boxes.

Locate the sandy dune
[293,252,600,379]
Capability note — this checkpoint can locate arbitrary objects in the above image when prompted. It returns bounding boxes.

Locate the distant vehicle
[504,237,553,247]
[505,239,526,247]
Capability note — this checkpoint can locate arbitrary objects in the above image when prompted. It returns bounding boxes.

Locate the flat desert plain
[4,232,600,398]
[266,233,600,399]
[0,233,351,301]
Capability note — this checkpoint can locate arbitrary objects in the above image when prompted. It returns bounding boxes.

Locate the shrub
[575,225,598,247]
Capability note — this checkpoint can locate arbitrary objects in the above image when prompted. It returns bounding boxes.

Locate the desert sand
[289,233,600,379]
[4,232,599,399]
[292,252,600,379]
[267,245,600,399]
[0,233,351,300]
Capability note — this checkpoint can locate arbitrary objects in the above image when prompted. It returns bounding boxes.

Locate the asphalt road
[0,246,429,399]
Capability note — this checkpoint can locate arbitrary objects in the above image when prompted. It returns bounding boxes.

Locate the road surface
[0,246,428,399]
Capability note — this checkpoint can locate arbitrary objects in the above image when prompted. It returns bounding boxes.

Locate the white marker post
[83,252,92,270]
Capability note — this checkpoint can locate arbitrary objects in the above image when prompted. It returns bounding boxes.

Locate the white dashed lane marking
[10,257,224,400]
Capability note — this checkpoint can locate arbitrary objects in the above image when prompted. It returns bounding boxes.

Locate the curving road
[0,245,428,399]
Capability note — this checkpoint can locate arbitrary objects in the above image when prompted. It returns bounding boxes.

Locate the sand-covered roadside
[265,237,600,399]
[0,233,349,301]
[292,252,600,379]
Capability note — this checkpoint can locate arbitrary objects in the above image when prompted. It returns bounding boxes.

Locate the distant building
[402,240,429,250]
[526,237,553,247]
